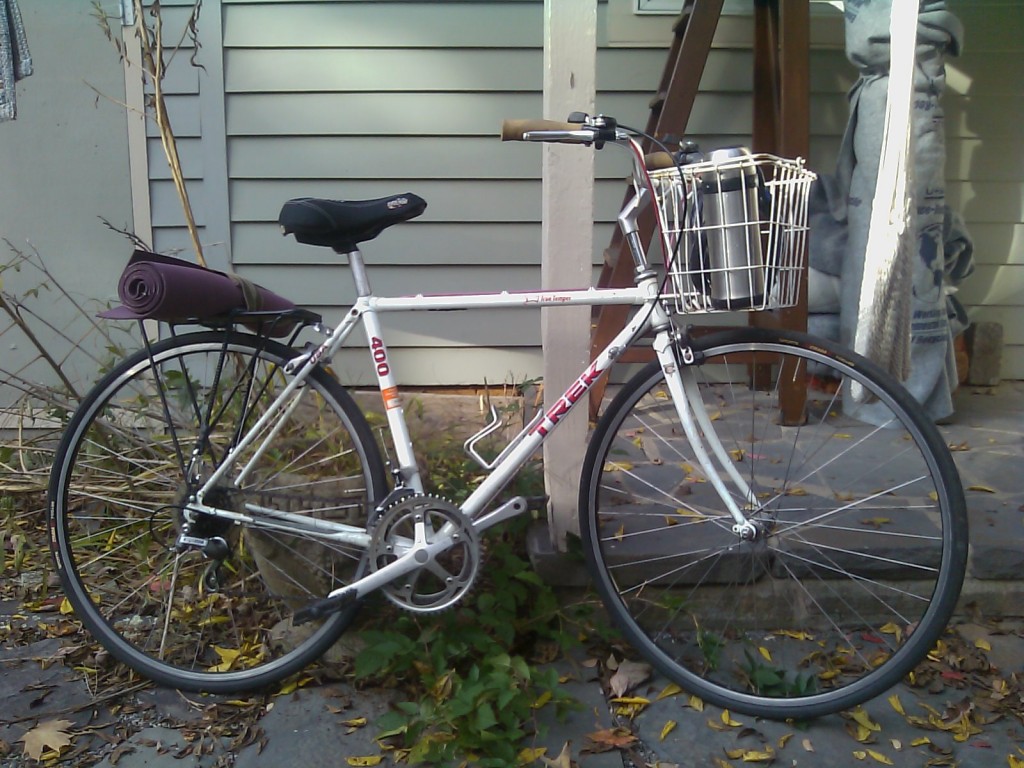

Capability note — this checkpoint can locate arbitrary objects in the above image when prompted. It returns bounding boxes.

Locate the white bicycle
[48,114,967,720]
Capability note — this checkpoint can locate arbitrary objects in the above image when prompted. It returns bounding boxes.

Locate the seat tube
[348,248,424,491]
[359,306,424,494]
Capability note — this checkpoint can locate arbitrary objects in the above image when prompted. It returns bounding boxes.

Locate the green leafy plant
[740,648,818,698]
[354,518,579,766]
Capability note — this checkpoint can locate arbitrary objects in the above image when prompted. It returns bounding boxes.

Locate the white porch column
[541,0,597,548]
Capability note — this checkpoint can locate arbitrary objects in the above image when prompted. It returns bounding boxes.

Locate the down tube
[459,305,661,522]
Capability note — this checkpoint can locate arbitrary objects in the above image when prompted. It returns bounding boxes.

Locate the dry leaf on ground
[18,718,75,760]
[608,659,651,697]
[583,727,637,753]
[540,741,574,768]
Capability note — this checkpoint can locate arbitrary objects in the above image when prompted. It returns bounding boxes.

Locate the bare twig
[132,0,206,266]
[0,292,79,399]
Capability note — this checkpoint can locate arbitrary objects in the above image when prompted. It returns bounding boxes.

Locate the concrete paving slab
[630,672,1024,768]
[91,726,226,768]
[233,686,394,768]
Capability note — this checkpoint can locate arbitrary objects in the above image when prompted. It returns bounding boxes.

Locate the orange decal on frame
[382,386,401,410]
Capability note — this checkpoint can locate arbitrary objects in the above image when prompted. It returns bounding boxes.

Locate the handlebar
[500,119,584,142]
[501,113,685,278]
[500,115,683,175]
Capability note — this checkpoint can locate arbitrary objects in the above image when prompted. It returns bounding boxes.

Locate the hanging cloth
[0,0,33,122]
[850,0,918,401]
[807,0,966,423]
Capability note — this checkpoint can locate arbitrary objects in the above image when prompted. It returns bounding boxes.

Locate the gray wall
[3,0,1018,402]
[944,0,1023,378]
[144,0,864,388]
[0,0,134,407]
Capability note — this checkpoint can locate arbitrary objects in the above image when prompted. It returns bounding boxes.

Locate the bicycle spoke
[584,330,965,718]
[51,333,385,691]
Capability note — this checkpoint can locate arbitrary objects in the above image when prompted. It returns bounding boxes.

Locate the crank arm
[294,534,455,624]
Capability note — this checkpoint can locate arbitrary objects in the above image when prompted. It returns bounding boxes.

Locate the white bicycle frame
[183,127,760,606]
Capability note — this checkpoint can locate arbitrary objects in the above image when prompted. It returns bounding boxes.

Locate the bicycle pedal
[294,591,357,625]
[525,495,549,513]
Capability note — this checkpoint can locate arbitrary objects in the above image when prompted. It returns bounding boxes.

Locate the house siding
[943,0,1023,378]
[142,0,1022,384]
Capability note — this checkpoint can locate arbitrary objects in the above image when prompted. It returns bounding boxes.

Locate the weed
[354,518,580,766]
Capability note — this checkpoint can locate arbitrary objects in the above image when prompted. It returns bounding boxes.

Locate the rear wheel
[48,331,387,692]
[580,327,967,719]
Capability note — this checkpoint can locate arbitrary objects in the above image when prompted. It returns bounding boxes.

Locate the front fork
[653,329,761,540]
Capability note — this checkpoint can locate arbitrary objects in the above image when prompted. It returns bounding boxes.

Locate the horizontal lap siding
[947,0,1024,378]
[220,1,547,384]
[211,1,854,385]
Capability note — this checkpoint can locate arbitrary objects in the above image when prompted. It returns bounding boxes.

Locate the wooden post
[541,0,597,548]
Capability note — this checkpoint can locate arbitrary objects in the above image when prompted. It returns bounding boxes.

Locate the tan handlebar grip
[645,152,678,170]
[500,119,583,141]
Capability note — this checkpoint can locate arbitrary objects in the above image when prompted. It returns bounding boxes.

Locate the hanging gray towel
[808,0,968,423]
[0,0,32,122]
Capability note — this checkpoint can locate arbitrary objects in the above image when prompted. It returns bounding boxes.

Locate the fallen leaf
[725,746,776,762]
[541,742,573,768]
[802,738,814,752]
[777,733,793,749]
[108,742,136,766]
[345,757,384,767]
[609,660,651,697]
[847,720,876,744]
[721,710,743,727]
[656,683,683,700]
[860,517,892,528]
[18,719,74,760]
[209,646,242,674]
[974,638,992,651]
[584,727,637,752]
[660,720,677,741]
[758,646,772,662]
[688,695,704,711]
[967,484,996,493]
[865,749,894,765]
[773,628,814,641]
[880,623,904,642]
[850,707,882,733]
[887,694,905,716]
[604,461,634,472]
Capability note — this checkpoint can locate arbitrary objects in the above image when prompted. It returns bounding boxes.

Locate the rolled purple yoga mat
[100,250,295,334]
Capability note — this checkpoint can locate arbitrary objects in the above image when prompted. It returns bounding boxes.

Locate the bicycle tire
[48,331,387,692]
[580,327,967,719]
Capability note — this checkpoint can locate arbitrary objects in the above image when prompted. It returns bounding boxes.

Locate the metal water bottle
[700,147,765,309]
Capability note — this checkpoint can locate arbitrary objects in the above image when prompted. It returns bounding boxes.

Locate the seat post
[340,248,372,297]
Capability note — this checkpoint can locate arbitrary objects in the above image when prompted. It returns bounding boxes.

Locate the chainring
[368,494,481,614]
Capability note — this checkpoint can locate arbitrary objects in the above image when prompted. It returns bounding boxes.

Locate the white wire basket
[650,153,816,314]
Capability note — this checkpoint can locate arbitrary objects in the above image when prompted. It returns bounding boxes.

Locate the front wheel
[48,331,387,692]
[580,327,967,719]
